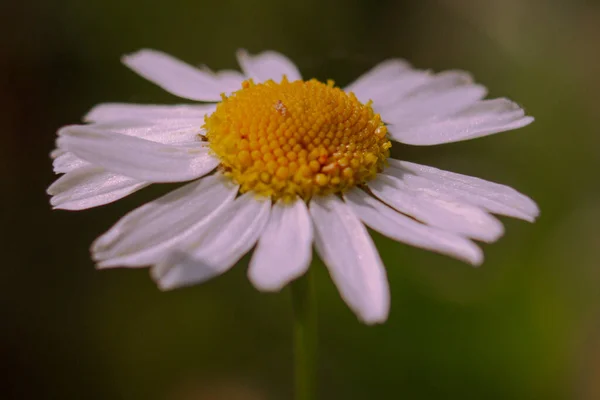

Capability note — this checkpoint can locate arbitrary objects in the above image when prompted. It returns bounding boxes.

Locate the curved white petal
[151,193,271,290]
[92,119,208,145]
[386,160,539,221]
[368,174,504,242]
[93,175,239,268]
[50,148,65,159]
[345,59,410,96]
[364,71,433,109]
[47,165,149,210]
[59,119,208,151]
[122,49,230,101]
[197,68,245,95]
[52,118,209,182]
[393,70,475,98]
[310,195,390,325]
[346,61,432,107]
[388,98,534,145]
[85,103,216,123]
[380,71,487,124]
[248,199,313,291]
[236,49,302,83]
[52,151,90,173]
[344,188,483,266]
[53,118,209,176]
[57,127,218,182]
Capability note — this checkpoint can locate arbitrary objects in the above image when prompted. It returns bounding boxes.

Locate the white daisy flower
[48,49,539,324]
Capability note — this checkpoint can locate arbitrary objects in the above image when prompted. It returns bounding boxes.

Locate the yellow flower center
[204,77,391,201]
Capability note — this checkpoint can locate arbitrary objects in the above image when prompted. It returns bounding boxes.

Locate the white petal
[50,148,65,159]
[85,103,216,123]
[62,118,209,148]
[344,188,483,265]
[310,195,390,325]
[364,71,433,108]
[387,159,539,221]
[368,174,504,242]
[387,98,534,145]
[213,69,245,88]
[345,59,411,96]
[53,151,90,173]
[197,67,245,95]
[380,71,487,124]
[52,118,209,176]
[248,199,313,291]
[346,60,433,107]
[93,175,238,268]
[57,126,218,182]
[122,49,230,101]
[151,194,271,290]
[236,49,302,83]
[47,165,148,210]
[396,70,475,98]
[52,119,209,175]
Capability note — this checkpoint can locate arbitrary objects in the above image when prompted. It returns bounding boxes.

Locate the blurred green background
[2,0,600,398]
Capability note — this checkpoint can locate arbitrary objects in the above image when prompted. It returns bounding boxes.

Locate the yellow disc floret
[203,77,391,201]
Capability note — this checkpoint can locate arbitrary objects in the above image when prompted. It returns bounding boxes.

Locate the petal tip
[151,268,173,291]
[470,252,485,267]
[236,48,249,57]
[248,276,285,293]
[522,115,535,126]
[153,269,182,291]
[121,48,154,64]
[525,207,540,223]
[480,220,506,244]
[155,280,173,292]
[358,304,390,325]
[94,261,112,270]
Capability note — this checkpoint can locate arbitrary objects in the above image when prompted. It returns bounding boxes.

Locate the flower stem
[290,268,318,400]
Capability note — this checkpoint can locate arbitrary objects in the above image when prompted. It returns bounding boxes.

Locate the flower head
[49,49,538,324]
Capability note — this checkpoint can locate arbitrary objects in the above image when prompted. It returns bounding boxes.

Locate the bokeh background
[2,0,600,398]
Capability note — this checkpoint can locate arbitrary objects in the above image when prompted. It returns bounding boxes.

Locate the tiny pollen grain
[203,77,391,201]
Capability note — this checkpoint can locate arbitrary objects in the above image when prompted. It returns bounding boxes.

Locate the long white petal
[248,199,313,291]
[197,68,245,95]
[386,159,539,221]
[93,175,238,268]
[122,49,230,101]
[59,118,208,148]
[85,103,216,123]
[346,60,432,107]
[50,148,65,159]
[387,98,534,145]
[52,152,90,174]
[54,119,205,167]
[47,165,149,210]
[380,71,487,124]
[53,117,210,175]
[151,194,271,290]
[57,127,218,182]
[345,59,411,96]
[344,188,483,265]
[236,49,302,83]
[368,174,504,242]
[310,195,390,325]
[367,71,433,109]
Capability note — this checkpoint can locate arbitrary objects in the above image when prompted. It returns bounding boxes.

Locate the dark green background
[2,0,599,399]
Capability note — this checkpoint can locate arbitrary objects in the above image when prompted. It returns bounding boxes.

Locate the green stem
[290,267,318,400]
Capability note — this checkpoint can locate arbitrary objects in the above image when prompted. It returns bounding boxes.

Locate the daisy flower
[49,49,538,324]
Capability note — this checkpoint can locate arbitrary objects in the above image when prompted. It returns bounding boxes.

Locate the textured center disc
[204,78,391,201]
